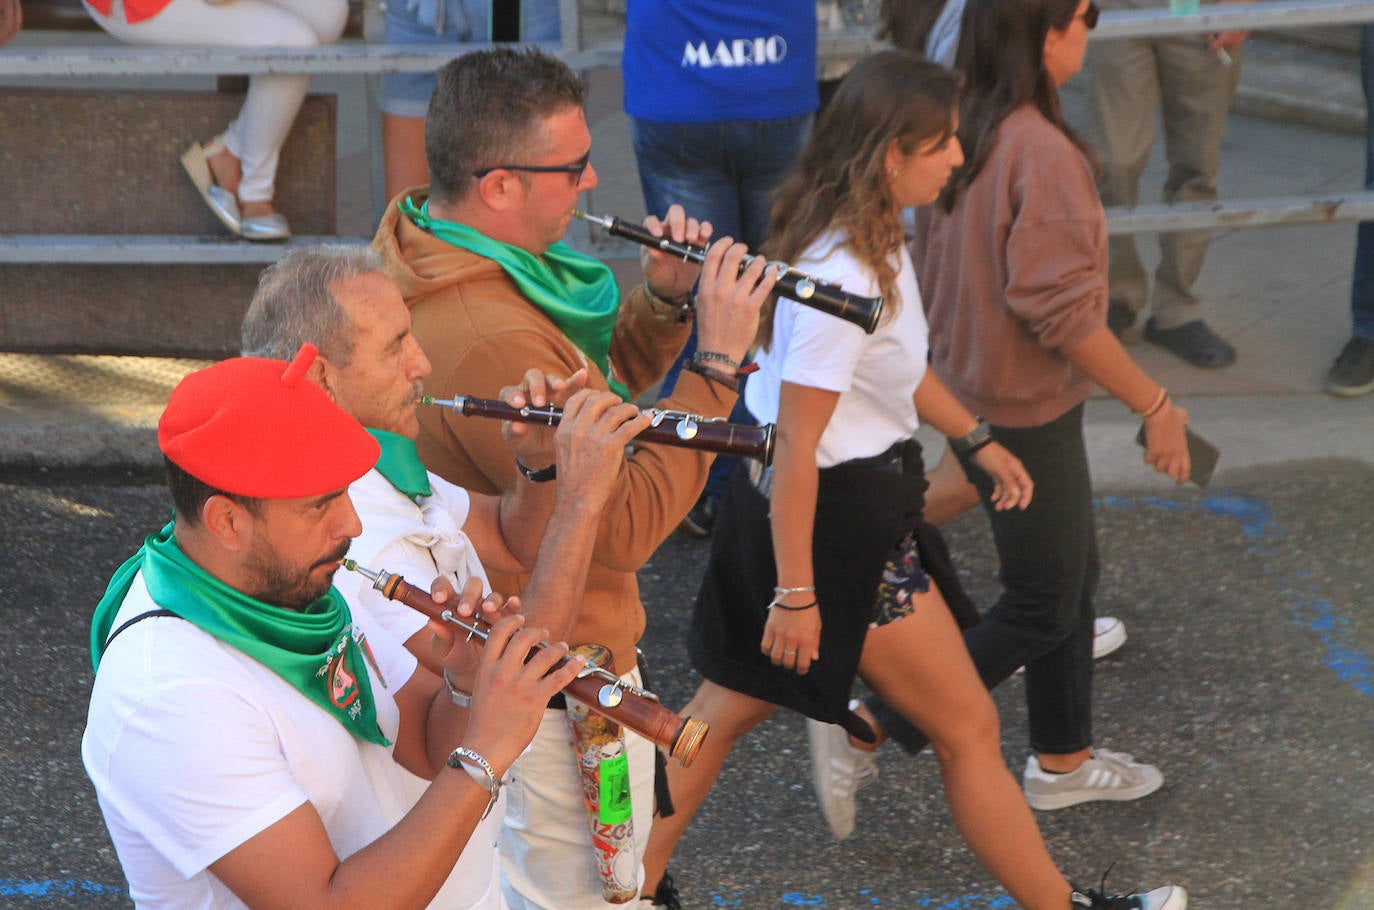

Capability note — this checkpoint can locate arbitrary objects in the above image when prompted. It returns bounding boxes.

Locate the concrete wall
[0,88,336,358]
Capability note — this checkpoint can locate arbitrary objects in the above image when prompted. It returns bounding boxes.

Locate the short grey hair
[240,245,387,365]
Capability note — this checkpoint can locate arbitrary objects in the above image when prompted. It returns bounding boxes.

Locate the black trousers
[867,403,1097,756]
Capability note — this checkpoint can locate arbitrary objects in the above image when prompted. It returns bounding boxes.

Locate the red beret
[158,344,380,499]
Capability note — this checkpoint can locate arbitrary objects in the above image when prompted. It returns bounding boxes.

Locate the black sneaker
[642,871,683,909]
[678,493,716,538]
[1070,884,1187,909]
[1071,885,1181,910]
[1325,336,1374,397]
[1143,318,1236,368]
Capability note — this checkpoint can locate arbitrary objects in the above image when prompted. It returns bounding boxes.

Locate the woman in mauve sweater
[906,0,1192,817]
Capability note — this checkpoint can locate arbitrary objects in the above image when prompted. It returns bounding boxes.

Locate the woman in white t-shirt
[638,52,1140,910]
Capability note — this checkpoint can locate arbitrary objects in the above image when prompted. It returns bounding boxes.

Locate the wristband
[1139,388,1169,419]
[515,458,557,483]
[949,418,994,457]
[692,350,740,372]
[774,585,815,596]
[682,358,738,392]
[447,746,502,819]
[443,668,473,708]
[767,597,819,612]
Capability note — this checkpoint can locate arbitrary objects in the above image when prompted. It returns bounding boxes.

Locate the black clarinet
[574,210,884,334]
[421,395,776,465]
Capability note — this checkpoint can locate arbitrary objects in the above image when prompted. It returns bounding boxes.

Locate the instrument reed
[339,560,708,767]
[574,209,884,334]
[421,394,775,465]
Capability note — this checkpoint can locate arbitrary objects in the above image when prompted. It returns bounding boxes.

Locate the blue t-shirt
[622,0,818,123]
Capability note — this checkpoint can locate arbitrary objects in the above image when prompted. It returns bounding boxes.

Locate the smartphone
[1134,424,1221,487]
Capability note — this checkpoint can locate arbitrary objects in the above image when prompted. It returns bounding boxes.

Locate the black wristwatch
[949,418,994,457]
[515,459,557,483]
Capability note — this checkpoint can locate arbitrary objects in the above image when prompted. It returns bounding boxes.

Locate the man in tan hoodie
[371,45,774,910]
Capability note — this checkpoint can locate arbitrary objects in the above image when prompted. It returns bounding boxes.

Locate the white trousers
[500,674,658,910]
[84,0,347,201]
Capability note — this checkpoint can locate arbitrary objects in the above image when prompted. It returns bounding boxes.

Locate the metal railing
[0,0,1372,264]
[3,0,1369,77]
[0,41,621,77]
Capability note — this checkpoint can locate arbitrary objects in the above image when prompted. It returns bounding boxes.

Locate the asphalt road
[2,460,1373,909]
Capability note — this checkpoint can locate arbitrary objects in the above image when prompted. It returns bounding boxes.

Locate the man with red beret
[240,245,655,909]
[82,346,597,908]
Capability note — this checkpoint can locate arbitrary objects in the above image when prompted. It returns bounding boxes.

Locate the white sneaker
[1071,884,1187,909]
[806,717,878,840]
[1023,747,1164,810]
[1093,616,1127,659]
[1015,617,1127,675]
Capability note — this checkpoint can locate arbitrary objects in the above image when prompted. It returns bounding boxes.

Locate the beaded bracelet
[644,284,694,323]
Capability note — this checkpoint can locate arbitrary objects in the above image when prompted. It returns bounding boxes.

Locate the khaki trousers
[1084,11,1242,329]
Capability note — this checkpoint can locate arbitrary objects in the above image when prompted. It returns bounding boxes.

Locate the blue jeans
[632,113,811,501]
[867,404,1097,756]
[382,0,560,117]
[1352,24,1374,340]
[630,114,812,247]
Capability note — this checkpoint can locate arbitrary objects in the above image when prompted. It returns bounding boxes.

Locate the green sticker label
[598,752,632,826]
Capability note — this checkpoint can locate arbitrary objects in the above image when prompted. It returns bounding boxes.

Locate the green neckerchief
[91,522,390,746]
[368,428,432,501]
[401,196,629,400]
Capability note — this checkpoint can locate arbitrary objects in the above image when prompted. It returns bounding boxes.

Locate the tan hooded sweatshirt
[373,189,735,669]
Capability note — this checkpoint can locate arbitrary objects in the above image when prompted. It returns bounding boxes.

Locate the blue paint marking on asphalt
[1199,494,1282,540]
[0,879,126,898]
[707,888,1025,907]
[1289,597,1374,697]
[1109,492,1374,700]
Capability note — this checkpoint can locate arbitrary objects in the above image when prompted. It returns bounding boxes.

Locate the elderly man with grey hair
[241,244,651,910]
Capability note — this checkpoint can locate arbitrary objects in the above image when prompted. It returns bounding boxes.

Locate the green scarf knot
[368,428,432,501]
[401,196,629,400]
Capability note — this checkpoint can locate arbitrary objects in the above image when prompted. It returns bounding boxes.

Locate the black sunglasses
[1080,1,1100,29]
[472,151,591,185]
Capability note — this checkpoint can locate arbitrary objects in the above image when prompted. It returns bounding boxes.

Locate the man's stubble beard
[243,538,352,611]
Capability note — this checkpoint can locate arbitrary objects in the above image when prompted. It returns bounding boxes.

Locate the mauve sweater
[912,105,1107,429]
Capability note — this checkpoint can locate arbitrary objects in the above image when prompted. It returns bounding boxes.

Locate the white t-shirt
[83,573,419,910]
[745,233,929,468]
[344,467,506,910]
[344,468,493,647]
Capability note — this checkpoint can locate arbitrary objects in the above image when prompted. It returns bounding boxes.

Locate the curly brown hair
[759,50,959,350]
